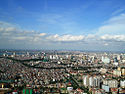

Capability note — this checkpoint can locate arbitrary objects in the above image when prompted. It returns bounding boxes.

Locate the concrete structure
[83,75,89,87]
[102,85,109,92]
[121,68,125,76]
[102,56,110,64]
[113,70,121,77]
[120,80,125,88]
[103,79,118,88]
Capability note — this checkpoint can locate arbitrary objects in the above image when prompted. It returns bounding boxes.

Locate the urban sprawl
[0,50,125,94]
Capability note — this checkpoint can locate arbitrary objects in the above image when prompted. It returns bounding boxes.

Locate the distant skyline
[0,0,125,51]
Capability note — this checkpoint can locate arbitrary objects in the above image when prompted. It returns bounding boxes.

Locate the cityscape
[0,0,125,94]
[0,50,125,94]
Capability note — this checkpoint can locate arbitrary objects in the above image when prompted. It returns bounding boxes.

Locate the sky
[0,0,125,51]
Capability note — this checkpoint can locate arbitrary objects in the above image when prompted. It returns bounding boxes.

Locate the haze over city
[0,0,125,51]
[0,1,125,94]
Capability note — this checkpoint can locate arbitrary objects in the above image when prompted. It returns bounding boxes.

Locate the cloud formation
[0,13,125,51]
[100,35,125,42]
[46,34,84,42]
[97,14,125,35]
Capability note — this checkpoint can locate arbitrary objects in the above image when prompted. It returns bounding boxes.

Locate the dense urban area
[0,50,125,94]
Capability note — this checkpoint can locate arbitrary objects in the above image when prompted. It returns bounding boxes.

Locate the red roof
[13,90,17,92]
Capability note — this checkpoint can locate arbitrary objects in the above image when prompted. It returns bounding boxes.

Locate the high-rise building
[83,75,89,87]
[121,68,125,76]
[120,80,125,88]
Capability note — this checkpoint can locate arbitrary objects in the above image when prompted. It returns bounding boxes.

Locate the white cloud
[12,36,28,40]
[5,27,17,32]
[112,9,125,16]
[0,27,4,32]
[104,43,108,46]
[0,19,125,51]
[0,21,86,44]
[97,14,125,35]
[100,34,125,42]
[39,33,46,36]
[108,14,125,24]
[46,34,84,42]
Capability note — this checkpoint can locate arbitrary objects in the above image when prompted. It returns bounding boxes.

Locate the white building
[122,68,125,76]
[113,70,121,77]
[83,75,89,87]
[120,80,125,88]
[102,56,110,64]
[83,75,101,88]
[89,76,93,87]
[103,79,118,88]
[93,76,101,88]
[100,68,107,74]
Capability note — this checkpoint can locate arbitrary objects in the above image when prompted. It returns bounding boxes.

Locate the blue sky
[0,0,125,51]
